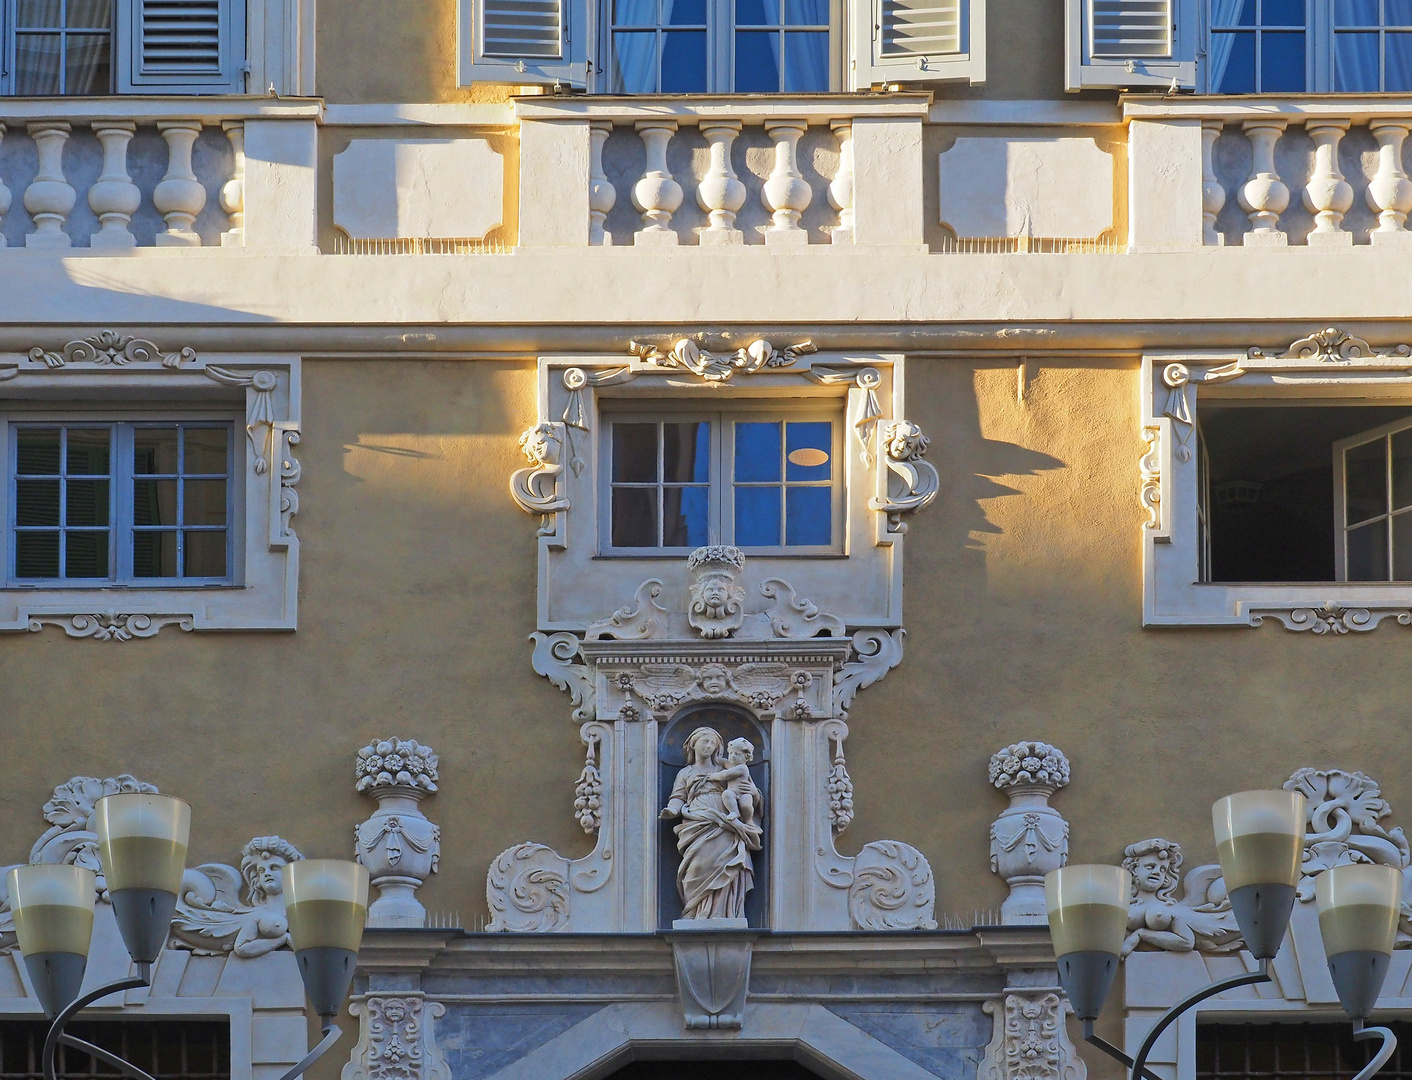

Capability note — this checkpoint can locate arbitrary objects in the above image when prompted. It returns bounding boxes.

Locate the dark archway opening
[602,1062,828,1080]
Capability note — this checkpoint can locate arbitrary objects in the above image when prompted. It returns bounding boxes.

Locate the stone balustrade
[0,99,319,252]
[515,95,928,249]
[1127,97,1412,250]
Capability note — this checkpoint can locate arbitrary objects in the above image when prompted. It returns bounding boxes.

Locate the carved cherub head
[519,422,562,467]
[697,663,732,696]
[884,421,930,462]
[240,836,304,905]
[687,546,747,639]
[725,738,755,766]
[1122,838,1183,904]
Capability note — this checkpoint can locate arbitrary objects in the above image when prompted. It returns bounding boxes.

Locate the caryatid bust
[688,546,747,639]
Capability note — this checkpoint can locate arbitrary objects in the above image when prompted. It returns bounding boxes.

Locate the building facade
[3,0,1412,1077]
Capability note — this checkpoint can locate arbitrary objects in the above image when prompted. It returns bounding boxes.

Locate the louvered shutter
[1064,0,1195,90]
[118,0,246,92]
[458,0,587,86]
[851,0,984,86]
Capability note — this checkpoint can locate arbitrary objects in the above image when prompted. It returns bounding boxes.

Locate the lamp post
[1048,788,1402,1080]
[6,792,369,1080]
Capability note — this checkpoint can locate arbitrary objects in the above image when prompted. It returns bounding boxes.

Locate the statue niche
[658,704,769,928]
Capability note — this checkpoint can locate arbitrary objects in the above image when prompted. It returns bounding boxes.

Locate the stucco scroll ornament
[28,330,196,368]
[629,337,818,382]
[355,738,441,927]
[760,579,845,639]
[587,579,671,641]
[869,421,939,529]
[26,612,196,641]
[1140,427,1161,529]
[989,742,1070,925]
[486,842,571,932]
[1160,364,1195,463]
[171,836,305,956]
[688,545,748,638]
[529,630,596,723]
[832,628,904,719]
[1248,327,1412,363]
[276,427,301,542]
[1121,838,1240,954]
[342,996,450,1080]
[559,365,633,477]
[1250,602,1411,635]
[979,992,1086,1080]
[1284,768,1412,906]
[0,774,159,949]
[509,421,570,535]
[846,840,938,930]
[203,367,279,474]
[805,365,884,466]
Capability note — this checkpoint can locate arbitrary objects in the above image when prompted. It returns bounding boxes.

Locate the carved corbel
[509,421,571,535]
[204,366,278,474]
[869,420,939,530]
[342,995,451,1080]
[978,990,1087,1080]
[804,364,883,466]
[667,925,756,1030]
[529,631,596,722]
[833,628,904,718]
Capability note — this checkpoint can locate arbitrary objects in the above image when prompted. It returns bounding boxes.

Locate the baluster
[589,120,615,247]
[761,118,811,244]
[154,120,206,246]
[1201,119,1225,247]
[1237,119,1289,245]
[0,124,11,248]
[24,122,75,249]
[1367,120,1412,245]
[1303,119,1353,245]
[88,121,139,250]
[696,120,744,245]
[632,119,681,246]
[220,120,246,247]
[828,118,855,245]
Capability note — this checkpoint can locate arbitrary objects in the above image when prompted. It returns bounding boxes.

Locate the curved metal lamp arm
[1352,1021,1399,1080]
[42,976,151,1080]
[273,1025,343,1080]
[1128,959,1271,1080]
[1082,1020,1167,1080]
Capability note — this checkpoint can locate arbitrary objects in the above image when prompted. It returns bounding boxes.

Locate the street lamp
[6,792,369,1080]
[1048,788,1402,1080]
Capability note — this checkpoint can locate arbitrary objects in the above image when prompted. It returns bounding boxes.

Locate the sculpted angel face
[1122,838,1182,904]
[240,837,304,906]
[1134,853,1171,894]
[519,423,561,466]
[885,422,929,462]
[698,663,731,696]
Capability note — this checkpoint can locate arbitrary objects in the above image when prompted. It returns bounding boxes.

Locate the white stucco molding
[1142,329,1412,631]
[0,335,300,637]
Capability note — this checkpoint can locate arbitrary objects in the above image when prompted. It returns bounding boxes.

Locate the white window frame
[598,401,847,556]
[850,0,985,87]
[1332,414,1412,583]
[1141,339,1412,633]
[1065,0,1197,91]
[0,340,300,639]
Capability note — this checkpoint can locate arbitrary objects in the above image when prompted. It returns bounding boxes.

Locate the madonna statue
[660,726,764,920]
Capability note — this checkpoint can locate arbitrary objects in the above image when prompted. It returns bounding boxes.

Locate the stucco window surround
[1141,330,1412,633]
[0,336,300,639]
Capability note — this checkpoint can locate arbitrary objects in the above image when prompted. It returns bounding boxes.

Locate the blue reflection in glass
[786,487,830,546]
[1215,32,1256,90]
[784,0,825,23]
[663,0,706,23]
[662,30,708,91]
[736,487,781,546]
[1263,0,1305,25]
[1336,31,1381,88]
[1390,0,1412,23]
[736,0,772,23]
[1335,0,1378,25]
[1262,30,1306,90]
[736,422,782,481]
[783,31,829,90]
[785,422,831,481]
[665,486,709,546]
[1388,32,1412,88]
[664,422,709,482]
[611,32,659,92]
[735,30,781,90]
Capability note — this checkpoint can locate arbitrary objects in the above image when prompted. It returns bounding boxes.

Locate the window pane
[663,422,709,482]
[1394,513,1412,580]
[184,480,227,526]
[16,480,60,527]
[1232,0,1256,25]
[15,34,63,94]
[16,532,59,578]
[64,33,109,94]
[784,0,826,23]
[66,479,108,527]
[1335,31,1381,89]
[612,423,658,482]
[1391,429,1412,510]
[133,479,179,526]
[736,0,773,23]
[611,487,658,546]
[1263,0,1305,24]
[1261,31,1306,91]
[1348,519,1390,581]
[16,429,61,475]
[134,428,179,474]
[184,531,227,577]
[661,30,708,91]
[68,0,111,26]
[1345,438,1387,524]
[1387,32,1412,87]
[785,486,831,546]
[133,531,178,577]
[1334,0,1378,24]
[663,0,706,24]
[783,31,829,90]
[735,30,781,90]
[65,429,109,474]
[785,422,832,481]
[735,486,781,546]
[1215,32,1256,91]
[611,32,659,91]
[65,530,108,578]
[735,422,782,481]
[663,486,708,546]
[1389,0,1412,22]
[184,428,228,474]
[614,0,657,23]
[16,0,62,23]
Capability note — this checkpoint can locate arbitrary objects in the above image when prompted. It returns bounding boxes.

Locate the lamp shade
[1045,864,1130,957]
[284,860,370,953]
[94,793,191,894]
[1316,863,1402,1019]
[6,864,96,1017]
[1211,790,1306,890]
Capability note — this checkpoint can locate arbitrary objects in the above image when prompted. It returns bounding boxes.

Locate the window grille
[0,1021,230,1080]
[1197,1021,1412,1080]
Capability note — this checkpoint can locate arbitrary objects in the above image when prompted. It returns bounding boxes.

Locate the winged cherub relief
[1121,838,1242,955]
[172,836,305,956]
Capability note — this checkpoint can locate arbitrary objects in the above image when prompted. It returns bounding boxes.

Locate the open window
[850,0,985,86]
[1064,0,1196,90]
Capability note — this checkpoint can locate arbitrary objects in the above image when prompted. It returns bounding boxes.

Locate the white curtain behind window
[1206,0,1246,90]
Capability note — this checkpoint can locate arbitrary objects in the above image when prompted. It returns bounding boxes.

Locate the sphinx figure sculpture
[1121,837,1241,955]
[173,836,306,956]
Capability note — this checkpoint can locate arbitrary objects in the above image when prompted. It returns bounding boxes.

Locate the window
[9,0,113,95]
[10,421,234,585]
[1334,415,1412,581]
[1209,0,1307,92]
[1197,1022,1412,1080]
[603,408,842,554]
[0,1020,230,1080]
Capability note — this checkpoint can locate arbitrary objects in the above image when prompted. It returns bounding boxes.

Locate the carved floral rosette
[989,742,1071,925]
[355,739,442,927]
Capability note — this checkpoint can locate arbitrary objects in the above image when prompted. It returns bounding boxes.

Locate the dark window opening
[603,1062,828,1080]
[0,1021,230,1080]
[1200,404,1412,582]
[1198,1021,1412,1080]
